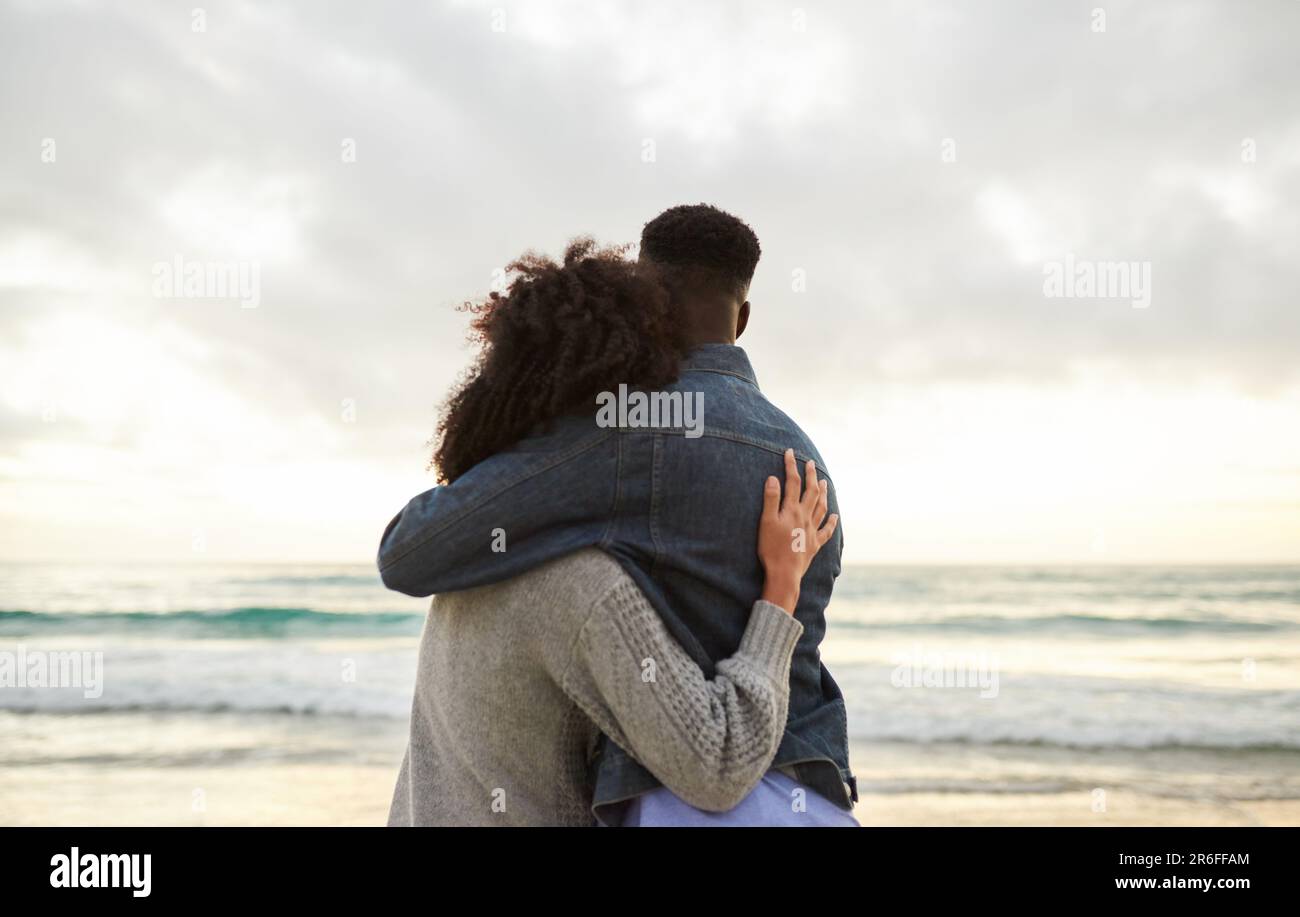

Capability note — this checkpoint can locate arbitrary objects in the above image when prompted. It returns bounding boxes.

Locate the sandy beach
[3,711,1296,827]
[849,741,1300,827]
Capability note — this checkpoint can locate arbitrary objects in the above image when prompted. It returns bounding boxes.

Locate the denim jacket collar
[680,344,759,388]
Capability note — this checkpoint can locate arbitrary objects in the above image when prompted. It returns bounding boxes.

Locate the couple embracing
[379,204,857,827]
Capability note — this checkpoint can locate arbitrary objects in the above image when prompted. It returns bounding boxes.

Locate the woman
[387,239,846,825]
[388,451,837,825]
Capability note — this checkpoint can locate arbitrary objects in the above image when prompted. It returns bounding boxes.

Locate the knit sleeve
[558,581,802,812]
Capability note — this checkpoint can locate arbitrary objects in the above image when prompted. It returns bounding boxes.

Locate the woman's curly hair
[432,238,688,483]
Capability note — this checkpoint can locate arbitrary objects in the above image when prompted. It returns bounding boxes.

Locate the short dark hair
[639,203,761,300]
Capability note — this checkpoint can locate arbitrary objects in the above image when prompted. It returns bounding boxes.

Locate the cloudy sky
[1,0,1297,564]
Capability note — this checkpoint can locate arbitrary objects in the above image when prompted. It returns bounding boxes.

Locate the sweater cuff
[736,600,804,674]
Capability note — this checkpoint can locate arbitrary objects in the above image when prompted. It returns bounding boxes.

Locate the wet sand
[3,712,1296,826]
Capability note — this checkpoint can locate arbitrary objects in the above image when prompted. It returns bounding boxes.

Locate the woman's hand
[757,448,839,614]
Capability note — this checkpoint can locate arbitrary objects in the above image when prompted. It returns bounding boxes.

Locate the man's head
[638,204,760,345]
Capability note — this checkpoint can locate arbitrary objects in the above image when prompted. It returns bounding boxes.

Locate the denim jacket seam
[837,689,850,777]
[681,367,759,388]
[597,432,622,547]
[380,430,612,571]
[647,435,665,572]
[687,429,834,480]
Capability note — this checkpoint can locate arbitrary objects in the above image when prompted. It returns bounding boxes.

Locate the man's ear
[735,301,751,340]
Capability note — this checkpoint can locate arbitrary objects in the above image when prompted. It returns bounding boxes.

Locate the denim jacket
[378,344,856,818]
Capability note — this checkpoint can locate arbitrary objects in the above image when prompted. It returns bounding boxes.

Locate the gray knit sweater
[387,548,803,826]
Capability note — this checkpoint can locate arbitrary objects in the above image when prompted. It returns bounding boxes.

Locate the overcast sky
[1,0,1298,564]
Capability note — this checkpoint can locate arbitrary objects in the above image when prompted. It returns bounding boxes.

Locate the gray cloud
[1,0,1297,462]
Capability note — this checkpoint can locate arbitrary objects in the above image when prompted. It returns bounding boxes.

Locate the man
[379,203,855,823]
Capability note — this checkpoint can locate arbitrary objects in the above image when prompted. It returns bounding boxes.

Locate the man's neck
[685,333,736,347]
[678,294,739,347]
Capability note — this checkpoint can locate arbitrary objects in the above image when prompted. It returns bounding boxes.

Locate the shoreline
[2,711,1296,826]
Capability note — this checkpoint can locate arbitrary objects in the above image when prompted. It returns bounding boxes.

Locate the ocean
[2,563,1298,825]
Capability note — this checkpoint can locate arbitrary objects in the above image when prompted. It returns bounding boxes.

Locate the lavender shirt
[623,770,860,827]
